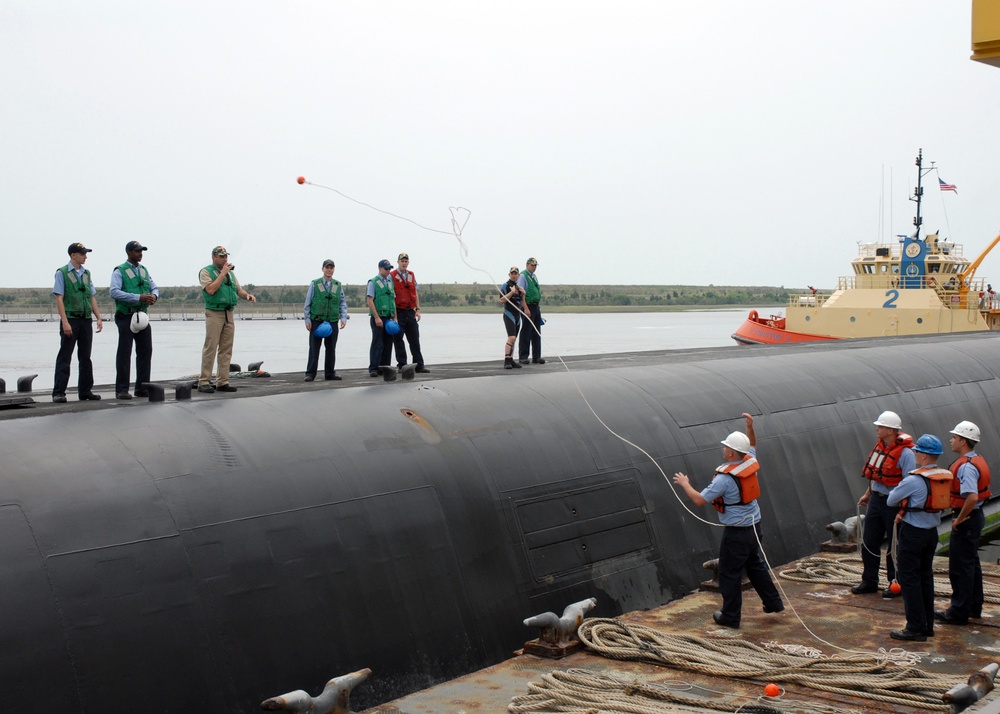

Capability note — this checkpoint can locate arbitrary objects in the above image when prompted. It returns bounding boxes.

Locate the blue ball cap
[378,259,393,270]
[314,321,333,338]
[913,434,943,455]
[385,318,401,335]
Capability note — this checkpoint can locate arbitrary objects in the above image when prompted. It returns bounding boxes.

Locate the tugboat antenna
[911,149,924,241]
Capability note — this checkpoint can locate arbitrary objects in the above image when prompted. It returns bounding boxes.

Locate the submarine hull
[2,334,999,711]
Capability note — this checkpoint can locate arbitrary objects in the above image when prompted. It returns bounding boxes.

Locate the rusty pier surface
[365,552,1000,714]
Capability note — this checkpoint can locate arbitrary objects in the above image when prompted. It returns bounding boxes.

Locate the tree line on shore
[0,283,800,310]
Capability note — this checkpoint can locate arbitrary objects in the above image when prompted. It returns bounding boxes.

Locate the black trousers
[896,521,939,633]
[368,316,393,373]
[860,491,896,586]
[115,312,153,394]
[305,318,339,378]
[518,303,542,361]
[392,308,424,368]
[717,522,782,626]
[948,507,985,617]
[53,317,94,397]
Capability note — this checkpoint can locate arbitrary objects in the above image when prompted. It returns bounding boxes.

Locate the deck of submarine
[0,347,717,419]
[364,551,1000,714]
[5,330,999,420]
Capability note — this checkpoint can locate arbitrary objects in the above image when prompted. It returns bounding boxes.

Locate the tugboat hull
[731,309,839,345]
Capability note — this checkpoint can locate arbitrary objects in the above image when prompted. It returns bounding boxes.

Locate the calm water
[0,310,747,390]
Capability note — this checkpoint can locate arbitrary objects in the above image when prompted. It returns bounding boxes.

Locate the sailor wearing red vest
[851,410,915,598]
[886,434,948,642]
[673,413,784,629]
[390,253,429,373]
[936,421,992,626]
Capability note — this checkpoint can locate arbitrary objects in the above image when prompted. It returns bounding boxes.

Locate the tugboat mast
[911,149,924,241]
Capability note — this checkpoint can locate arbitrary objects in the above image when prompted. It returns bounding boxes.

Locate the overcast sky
[3,1,1000,291]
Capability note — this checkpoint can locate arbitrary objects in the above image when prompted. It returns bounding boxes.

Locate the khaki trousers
[200,309,235,386]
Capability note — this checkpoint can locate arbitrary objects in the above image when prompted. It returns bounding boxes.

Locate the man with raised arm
[673,413,784,629]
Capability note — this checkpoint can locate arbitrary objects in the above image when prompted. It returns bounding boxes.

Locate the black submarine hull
[2,334,998,711]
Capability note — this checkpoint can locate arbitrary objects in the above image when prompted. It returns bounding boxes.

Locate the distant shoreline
[0,282,802,317]
[0,303,777,322]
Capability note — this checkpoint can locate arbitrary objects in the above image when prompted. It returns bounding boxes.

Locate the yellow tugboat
[733,150,1000,344]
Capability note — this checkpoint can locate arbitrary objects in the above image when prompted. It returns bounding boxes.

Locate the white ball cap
[721,431,751,454]
[130,312,149,333]
[873,410,902,429]
[950,420,981,442]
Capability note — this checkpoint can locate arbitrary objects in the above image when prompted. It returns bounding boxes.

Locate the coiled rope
[778,556,1000,604]
[574,618,956,710]
[507,667,838,714]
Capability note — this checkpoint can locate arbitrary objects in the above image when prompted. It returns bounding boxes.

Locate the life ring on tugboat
[749,310,759,321]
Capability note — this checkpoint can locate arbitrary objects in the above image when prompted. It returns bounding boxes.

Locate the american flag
[939,178,957,193]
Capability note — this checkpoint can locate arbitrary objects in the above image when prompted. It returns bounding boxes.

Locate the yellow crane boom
[960,231,1000,286]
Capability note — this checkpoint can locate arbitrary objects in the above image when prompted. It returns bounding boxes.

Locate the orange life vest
[948,454,992,509]
[862,433,914,488]
[900,466,954,513]
[391,269,419,309]
[711,455,760,513]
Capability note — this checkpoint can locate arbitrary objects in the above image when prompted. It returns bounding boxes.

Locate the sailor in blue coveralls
[936,420,992,625]
[673,413,784,628]
[886,434,947,642]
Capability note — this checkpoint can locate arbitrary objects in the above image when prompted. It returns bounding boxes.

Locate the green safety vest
[114,262,151,315]
[523,271,541,303]
[59,266,92,318]
[310,278,342,321]
[202,265,238,311]
[370,275,395,317]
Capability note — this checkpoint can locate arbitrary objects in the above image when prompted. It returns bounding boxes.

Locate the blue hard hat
[913,434,943,455]
[314,321,333,338]
[385,319,401,335]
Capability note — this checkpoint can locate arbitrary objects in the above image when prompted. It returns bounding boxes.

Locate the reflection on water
[0,310,747,390]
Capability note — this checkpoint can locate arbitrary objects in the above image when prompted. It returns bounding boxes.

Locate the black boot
[504,358,513,370]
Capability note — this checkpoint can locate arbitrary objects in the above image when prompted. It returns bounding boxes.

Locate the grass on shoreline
[0,283,803,315]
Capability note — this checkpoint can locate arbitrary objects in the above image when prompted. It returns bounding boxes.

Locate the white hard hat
[873,411,902,429]
[721,431,751,454]
[950,420,981,443]
[130,312,149,333]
